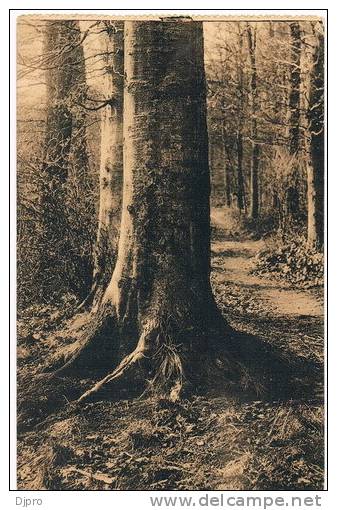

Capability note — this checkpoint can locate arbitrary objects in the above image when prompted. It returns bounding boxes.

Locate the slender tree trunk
[236,26,246,214]
[222,126,231,207]
[247,23,260,220]
[284,22,302,222]
[40,20,86,299]
[249,143,260,220]
[51,20,235,402]
[209,141,216,199]
[307,27,324,250]
[288,22,301,154]
[224,160,231,208]
[80,22,124,309]
[236,132,245,212]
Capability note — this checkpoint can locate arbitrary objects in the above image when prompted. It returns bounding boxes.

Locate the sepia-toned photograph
[16,13,325,491]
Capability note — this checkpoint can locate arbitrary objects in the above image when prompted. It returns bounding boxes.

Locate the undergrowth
[16,210,324,491]
[252,233,323,289]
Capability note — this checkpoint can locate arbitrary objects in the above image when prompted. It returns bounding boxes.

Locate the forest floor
[17,207,324,491]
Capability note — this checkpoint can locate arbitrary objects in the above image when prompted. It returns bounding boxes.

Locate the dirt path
[17,207,324,491]
[211,208,323,319]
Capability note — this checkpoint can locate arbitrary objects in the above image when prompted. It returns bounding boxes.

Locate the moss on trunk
[50,20,235,401]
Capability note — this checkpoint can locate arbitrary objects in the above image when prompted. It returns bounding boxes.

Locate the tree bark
[236,26,246,214]
[51,20,234,402]
[223,157,232,208]
[284,22,302,222]
[288,22,301,155]
[247,23,260,220]
[80,22,124,309]
[307,27,324,250]
[222,126,231,207]
[236,132,246,212]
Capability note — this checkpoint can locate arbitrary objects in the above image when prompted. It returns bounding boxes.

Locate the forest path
[16,207,325,492]
[210,207,323,319]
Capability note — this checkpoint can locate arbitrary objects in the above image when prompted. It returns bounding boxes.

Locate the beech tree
[288,22,301,154]
[80,21,124,308]
[306,24,324,249]
[236,25,247,213]
[247,23,259,219]
[222,126,232,208]
[284,22,301,220]
[51,20,234,402]
[40,20,91,298]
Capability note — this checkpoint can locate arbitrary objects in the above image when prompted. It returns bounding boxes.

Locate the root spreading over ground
[17,209,324,490]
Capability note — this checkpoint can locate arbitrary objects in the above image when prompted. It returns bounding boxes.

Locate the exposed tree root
[78,342,147,403]
[75,312,263,404]
[42,285,286,405]
[70,329,167,403]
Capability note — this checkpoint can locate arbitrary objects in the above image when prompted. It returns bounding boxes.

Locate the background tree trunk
[285,22,301,222]
[236,27,246,214]
[222,126,231,207]
[236,132,246,212]
[82,21,124,308]
[40,20,87,299]
[247,23,260,220]
[307,27,324,250]
[223,160,232,208]
[288,22,301,155]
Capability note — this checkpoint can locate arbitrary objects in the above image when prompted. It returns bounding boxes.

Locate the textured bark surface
[222,134,232,208]
[84,22,124,307]
[307,29,324,250]
[105,19,214,318]
[53,20,232,401]
[247,24,259,220]
[224,161,232,208]
[236,132,245,212]
[249,143,260,220]
[288,22,301,155]
[283,23,301,223]
[236,27,246,213]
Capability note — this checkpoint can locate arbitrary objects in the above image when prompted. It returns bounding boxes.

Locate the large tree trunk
[247,23,260,220]
[51,20,234,402]
[307,26,324,250]
[80,22,124,309]
[40,20,87,299]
